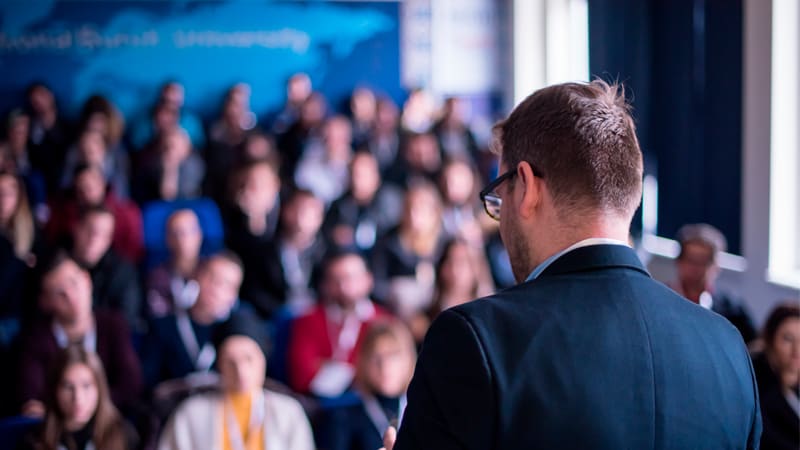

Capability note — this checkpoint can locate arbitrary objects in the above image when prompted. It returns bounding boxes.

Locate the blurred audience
[70,205,143,331]
[671,223,757,343]
[368,96,401,175]
[236,188,326,318]
[146,209,204,318]
[272,72,313,135]
[131,80,205,152]
[400,88,435,134]
[752,303,799,450]
[277,91,328,180]
[294,115,353,207]
[47,163,144,263]
[17,251,142,417]
[384,132,442,189]
[372,180,446,316]
[322,151,401,255]
[325,319,416,450]
[135,127,205,203]
[432,97,480,161]
[142,251,244,390]
[349,87,377,149]
[61,96,130,198]
[2,109,49,213]
[24,83,72,195]
[205,83,257,203]
[18,346,138,450]
[408,238,494,344]
[158,311,314,450]
[0,170,42,267]
[288,250,389,397]
[438,157,483,245]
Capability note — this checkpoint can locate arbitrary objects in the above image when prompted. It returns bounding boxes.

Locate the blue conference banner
[0,0,403,122]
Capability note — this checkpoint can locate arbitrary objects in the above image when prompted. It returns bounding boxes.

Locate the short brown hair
[495,80,643,218]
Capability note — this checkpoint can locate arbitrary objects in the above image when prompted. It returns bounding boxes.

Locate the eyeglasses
[479,170,516,221]
[479,165,544,221]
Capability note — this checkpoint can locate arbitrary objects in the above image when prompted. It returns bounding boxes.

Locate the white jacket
[158,389,315,450]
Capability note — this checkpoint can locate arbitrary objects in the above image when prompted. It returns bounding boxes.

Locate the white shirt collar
[52,319,97,352]
[525,238,630,282]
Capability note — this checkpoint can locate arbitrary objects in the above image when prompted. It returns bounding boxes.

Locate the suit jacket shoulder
[396,244,761,450]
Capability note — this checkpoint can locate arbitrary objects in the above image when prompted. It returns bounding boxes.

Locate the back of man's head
[496,80,643,221]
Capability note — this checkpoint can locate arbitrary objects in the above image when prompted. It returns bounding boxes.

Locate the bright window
[768,0,800,289]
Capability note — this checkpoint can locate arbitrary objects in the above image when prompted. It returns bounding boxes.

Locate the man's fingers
[382,425,397,450]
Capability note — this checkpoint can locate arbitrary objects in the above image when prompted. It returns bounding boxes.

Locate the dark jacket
[87,250,144,332]
[752,352,799,450]
[395,244,761,450]
[326,394,402,450]
[140,313,221,389]
[17,309,143,411]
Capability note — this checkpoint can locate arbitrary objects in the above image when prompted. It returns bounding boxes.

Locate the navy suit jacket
[395,244,761,450]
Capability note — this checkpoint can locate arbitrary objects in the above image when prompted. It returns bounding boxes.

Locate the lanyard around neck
[362,393,407,439]
[176,312,216,372]
[224,390,266,450]
[53,321,96,352]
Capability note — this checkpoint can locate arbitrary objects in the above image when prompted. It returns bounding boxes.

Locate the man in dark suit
[384,81,761,449]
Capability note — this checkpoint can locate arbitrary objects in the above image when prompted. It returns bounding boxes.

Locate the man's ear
[516,161,542,219]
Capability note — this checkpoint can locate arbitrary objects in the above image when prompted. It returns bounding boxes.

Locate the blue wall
[0,0,404,122]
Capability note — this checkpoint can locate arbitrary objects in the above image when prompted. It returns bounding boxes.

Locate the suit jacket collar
[538,244,650,278]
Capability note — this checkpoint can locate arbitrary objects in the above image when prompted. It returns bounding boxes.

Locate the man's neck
[172,256,198,277]
[189,305,218,325]
[529,217,631,271]
[284,232,314,250]
[57,315,93,340]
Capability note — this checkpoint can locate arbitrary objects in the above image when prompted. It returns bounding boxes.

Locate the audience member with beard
[46,163,144,263]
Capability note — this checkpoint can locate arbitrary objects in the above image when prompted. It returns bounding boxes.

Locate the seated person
[205,83,256,204]
[288,250,389,397]
[146,209,203,318]
[60,126,130,201]
[325,320,417,450]
[17,251,142,416]
[322,151,402,255]
[438,157,484,246]
[71,205,143,331]
[671,223,757,343]
[134,127,205,204]
[0,110,48,217]
[0,170,46,338]
[47,163,144,263]
[224,158,282,254]
[294,115,353,207]
[18,346,138,450]
[371,180,447,316]
[130,81,206,152]
[142,251,244,390]
[235,188,326,319]
[408,238,495,345]
[383,132,442,189]
[752,303,799,450]
[158,311,314,450]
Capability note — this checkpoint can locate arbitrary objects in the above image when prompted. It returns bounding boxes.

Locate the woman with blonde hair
[19,346,136,450]
[325,319,417,450]
[0,169,37,266]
